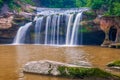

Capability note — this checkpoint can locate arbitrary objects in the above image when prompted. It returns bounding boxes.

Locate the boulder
[23,60,87,76]
[23,60,120,79]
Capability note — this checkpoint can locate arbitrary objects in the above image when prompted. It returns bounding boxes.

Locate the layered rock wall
[99,16,120,47]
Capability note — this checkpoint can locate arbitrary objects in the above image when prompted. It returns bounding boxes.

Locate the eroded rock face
[0,15,13,29]
[23,60,90,76]
[97,16,120,46]
[0,13,34,44]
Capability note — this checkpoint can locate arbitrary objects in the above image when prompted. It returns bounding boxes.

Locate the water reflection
[64,47,91,67]
[15,45,67,80]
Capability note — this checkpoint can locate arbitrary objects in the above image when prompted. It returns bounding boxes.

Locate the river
[0,45,120,80]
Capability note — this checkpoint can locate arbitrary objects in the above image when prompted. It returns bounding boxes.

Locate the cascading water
[45,16,51,44]
[66,14,74,45]
[35,17,43,44]
[13,22,32,44]
[50,15,58,44]
[13,8,89,45]
[57,15,60,45]
[70,13,82,45]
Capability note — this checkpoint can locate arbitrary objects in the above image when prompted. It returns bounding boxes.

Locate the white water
[70,13,82,45]
[57,15,60,45]
[35,17,43,44]
[13,22,32,44]
[66,14,74,45]
[35,12,83,45]
[45,16,51,44]
[51,15,58,44]
[13,8,89,45]
[37,8,88,16]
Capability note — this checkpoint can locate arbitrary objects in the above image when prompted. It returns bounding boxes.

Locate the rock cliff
[98,16,120,47]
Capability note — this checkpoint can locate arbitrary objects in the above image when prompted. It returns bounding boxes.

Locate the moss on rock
[107,60,120,67]
[58,66,120,79]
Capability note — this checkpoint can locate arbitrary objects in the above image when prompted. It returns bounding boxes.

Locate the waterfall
[35,17,43,44]
[70,13,82,45]
[13,8,89,45]
[66,14,74,45]
[45,16,51,44]
[35,12,83,45]
[51,15,58,44]
[13,22,32,44]
[57,15,60,45]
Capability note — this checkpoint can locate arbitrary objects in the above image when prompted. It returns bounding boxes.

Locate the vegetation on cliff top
[0,0,120,16]
[40,0,120,16]
[0,0,34,12]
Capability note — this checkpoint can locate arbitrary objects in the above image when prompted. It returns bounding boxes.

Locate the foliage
[79,27,91,33]
[0,0,120,16]
[40,0,76,8]
[0,0,34,12]
[75,0,86,7]
[19,0,35,5]
[39,0,120,16]
[113,2,120,16]
[7,0,21,11]
[107,60,120,67]
[0,0,3,7]
[88,0,104,10]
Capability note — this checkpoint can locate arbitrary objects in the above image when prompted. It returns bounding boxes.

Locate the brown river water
[0,45,120,80]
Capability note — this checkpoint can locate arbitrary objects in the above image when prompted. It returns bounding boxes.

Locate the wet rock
[109,66,120,70]
[107,60,120,70]
[0,37,14,44]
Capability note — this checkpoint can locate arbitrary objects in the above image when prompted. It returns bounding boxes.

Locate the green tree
[113,2,120,16]
[0,0,3,7]
[75,0,86,7]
